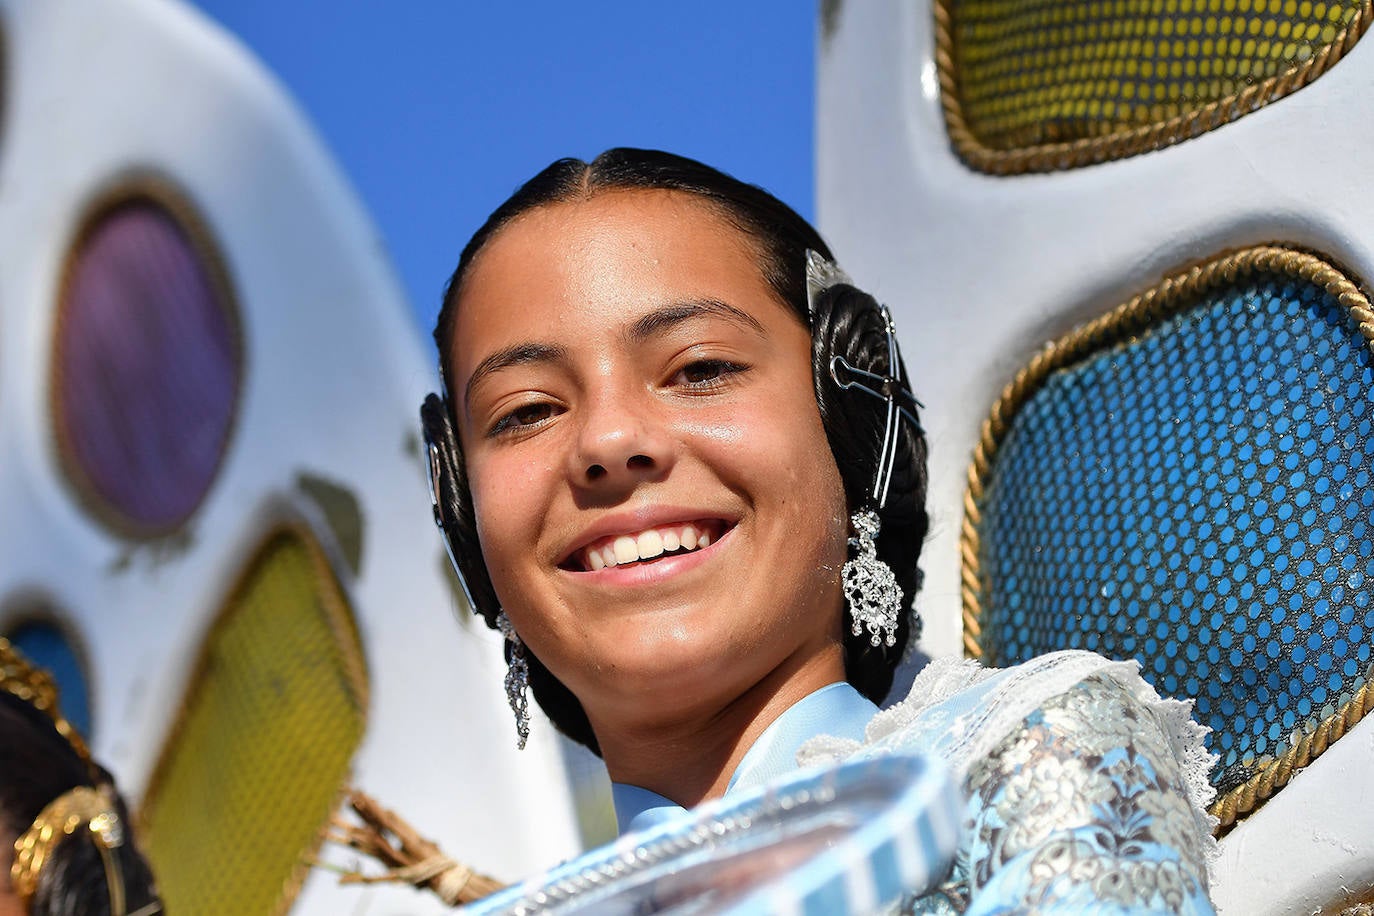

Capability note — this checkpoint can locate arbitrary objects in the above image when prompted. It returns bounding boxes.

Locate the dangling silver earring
[843,510,901,648]
[496,611,530,750]
[809,251,927,652]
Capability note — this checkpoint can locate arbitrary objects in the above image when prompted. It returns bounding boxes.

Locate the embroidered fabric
[953,674,1213,913]
[798,651,1218,914]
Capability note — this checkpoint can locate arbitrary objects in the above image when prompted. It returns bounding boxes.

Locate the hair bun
[809,282,930,700]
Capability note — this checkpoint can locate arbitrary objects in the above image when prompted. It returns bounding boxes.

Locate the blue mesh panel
[979,276,1374,789]
[4,620,92,740]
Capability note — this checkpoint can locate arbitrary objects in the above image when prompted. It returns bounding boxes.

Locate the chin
[595,622,748,698]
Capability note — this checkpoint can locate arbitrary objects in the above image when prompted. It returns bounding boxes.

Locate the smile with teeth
[577,520,726,572]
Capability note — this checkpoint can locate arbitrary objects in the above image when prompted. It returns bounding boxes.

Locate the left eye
[674,359,747,388]
[489,401,559,437]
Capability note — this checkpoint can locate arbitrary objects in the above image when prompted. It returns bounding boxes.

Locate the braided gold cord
[1211,678,1374,832]
[959,245,1374,831]
[934,0,1374,174]
[10,785,125,913]
[0,637,90,762]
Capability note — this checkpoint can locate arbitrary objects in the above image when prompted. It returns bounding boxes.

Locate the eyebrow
[626,298,766,342]
[464,341,568,408]
[463,298,765,408]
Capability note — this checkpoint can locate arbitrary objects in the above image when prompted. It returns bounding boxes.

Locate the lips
[563,519,730,572]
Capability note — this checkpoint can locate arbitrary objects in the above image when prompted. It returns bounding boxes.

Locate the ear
[421,393,485,616]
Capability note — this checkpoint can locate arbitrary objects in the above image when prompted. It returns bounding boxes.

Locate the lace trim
[798,651,1219,875]
[1111,671,1220,870]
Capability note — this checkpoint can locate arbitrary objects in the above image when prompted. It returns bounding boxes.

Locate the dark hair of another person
[427,148,928,755]
[0,694,159,916]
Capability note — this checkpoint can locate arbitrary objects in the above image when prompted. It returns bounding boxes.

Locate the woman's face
[448,189,849,733]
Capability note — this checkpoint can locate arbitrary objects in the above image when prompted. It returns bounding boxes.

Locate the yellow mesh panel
[938,0,1371,171]
[140,529,368,915]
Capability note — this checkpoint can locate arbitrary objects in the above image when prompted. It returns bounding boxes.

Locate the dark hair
[428,148,928,754]
[0,693,160,915]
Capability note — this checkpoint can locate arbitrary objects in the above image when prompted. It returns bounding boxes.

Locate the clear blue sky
[186,2,817,334]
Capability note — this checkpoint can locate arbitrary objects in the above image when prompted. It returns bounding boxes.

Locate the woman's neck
[591,645,846,809]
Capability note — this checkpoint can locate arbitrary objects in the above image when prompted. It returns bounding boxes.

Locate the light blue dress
[612,651,1218,914]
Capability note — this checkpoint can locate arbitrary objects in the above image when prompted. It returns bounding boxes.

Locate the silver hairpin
[828,305,924,510]
[425,433,479,612]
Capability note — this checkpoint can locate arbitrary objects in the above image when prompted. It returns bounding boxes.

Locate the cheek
[785,445,849,575]
[675,407,747,451]
[770,406,849,571]
[701,393,848,551]
[467,451,559,586]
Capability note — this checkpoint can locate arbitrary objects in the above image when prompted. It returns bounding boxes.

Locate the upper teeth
[585,523,713,571]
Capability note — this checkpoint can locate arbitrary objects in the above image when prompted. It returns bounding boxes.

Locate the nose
[570,388,673,491]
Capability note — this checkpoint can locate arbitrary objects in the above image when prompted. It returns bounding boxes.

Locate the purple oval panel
[54,197,239,534]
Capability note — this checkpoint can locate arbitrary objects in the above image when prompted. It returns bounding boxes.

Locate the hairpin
[829,303,925,510]
[422,393,480,612]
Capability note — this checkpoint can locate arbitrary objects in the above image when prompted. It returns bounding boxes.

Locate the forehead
[468,187,765,287]
[449,190,789,358]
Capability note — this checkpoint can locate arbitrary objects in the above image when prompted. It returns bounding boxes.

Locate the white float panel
[0,0,598,911]
[818,3,1374,912]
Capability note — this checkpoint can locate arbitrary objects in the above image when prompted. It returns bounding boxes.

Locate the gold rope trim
[1210,676,1374,834]
[933,0,1374,175]
[959,244,1374,830]
[0,634,90,761]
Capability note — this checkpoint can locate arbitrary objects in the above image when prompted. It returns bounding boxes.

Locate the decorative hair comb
[11,785,128,914]
[805,248,853,318]
[803,252,928,648]
[803,250,924,510]
[2,638,158,916]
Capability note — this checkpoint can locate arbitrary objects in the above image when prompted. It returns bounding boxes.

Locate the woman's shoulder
[803,650,1213,794]
[953,658,1220,913]
[860,651,1139,768]
[800,651,1222,912]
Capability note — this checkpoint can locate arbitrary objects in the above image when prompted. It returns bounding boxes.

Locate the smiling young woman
[451,188,851,806]
[418,149,1219,912]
